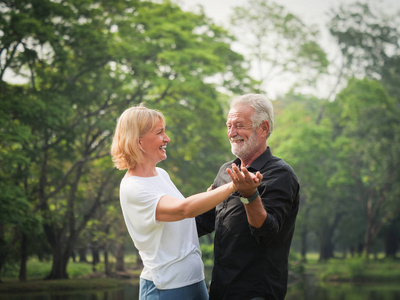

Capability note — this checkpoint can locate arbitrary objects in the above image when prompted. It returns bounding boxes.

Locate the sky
[176,0,400,98]
[177,0,399,24]
[5,0,399,98]
[177,0,399,35]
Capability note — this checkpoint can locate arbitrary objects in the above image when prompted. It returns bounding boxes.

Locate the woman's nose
[164,134,171,142]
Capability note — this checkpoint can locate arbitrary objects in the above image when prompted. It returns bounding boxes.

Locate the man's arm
[228,164,266,228]
[242,196,267,228]
[195,207,216,237]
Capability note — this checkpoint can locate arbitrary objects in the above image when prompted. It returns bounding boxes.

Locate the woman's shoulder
[156,167,170,178]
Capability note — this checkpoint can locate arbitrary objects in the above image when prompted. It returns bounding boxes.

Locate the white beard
[230,130,259,160]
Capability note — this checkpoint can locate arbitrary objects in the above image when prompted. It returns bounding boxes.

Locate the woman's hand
[227,163,262,197]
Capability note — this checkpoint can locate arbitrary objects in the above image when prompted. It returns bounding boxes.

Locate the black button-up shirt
[196,147,300,300]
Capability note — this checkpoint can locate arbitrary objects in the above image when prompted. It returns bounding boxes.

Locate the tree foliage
[229,0,328,94]
[327,78,400,257]
[0,0,252,279]
[328,2,400,93]
[1,0,400,281]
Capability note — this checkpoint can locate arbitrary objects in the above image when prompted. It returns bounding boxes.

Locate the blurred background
[1,0,399,299]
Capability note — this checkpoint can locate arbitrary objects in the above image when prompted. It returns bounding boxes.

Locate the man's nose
[228,127,237,137]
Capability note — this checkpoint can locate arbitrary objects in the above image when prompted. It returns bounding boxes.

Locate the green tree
[0,0,253,280]
[380,55,400,258]
[327,2,400,258]
[328,2,400,95]
[327,78,400,258]
[229,0,328,95]
[270,95,339,261]
[0,83,44,281]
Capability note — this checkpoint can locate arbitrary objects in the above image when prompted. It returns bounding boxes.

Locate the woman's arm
[156,167,261,222]
[156,182,235,222]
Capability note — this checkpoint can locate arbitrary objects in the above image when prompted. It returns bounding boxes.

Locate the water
[286,274,400,300]
[2,277,400,300]
[0,282,139,300]
[287,281,400,300]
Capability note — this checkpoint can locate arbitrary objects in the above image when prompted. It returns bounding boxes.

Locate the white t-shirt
[119,167,204,289]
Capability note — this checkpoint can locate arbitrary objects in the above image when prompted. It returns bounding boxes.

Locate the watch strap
[243,189,259,204]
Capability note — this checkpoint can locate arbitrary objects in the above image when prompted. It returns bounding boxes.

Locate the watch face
[240,197,249,204]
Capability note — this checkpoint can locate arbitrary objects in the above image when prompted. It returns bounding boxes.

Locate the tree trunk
[79,247,88,263]
[349,246,355,258]
[0,224,6,283]
[45,236,71,280]
[300,226,308,262]
[318,214,341,262]
[384,221,399,258]
[46,251,69,279]
[364,220,374,259]
[71,251,76,263]
[318,233,334,261]
[300,203,309,262]
[92,246,100,272]
[357,243,363,257]
[44,162,83,279]
[104,249,111,276]
[362,189,386,259]
[115,242,125,272]
[19,233,27,281]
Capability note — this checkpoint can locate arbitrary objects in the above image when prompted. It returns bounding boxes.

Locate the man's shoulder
[213,159,236,185]
[266,155,298,177]
[272,161,299,192]
[220,159,235,169]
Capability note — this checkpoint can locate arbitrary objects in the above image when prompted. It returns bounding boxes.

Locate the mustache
[230,136,244,142]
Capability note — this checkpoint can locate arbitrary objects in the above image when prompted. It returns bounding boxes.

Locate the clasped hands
[227,163,262,198]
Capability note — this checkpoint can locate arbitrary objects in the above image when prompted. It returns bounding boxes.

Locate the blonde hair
[111,105,165,170]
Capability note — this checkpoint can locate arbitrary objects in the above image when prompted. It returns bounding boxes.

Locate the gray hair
[231,94,274,138]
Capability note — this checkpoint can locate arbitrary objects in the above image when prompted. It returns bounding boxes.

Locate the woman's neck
[126,164,158,178]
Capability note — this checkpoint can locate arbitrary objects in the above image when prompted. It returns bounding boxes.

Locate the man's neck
[240,145,267,168]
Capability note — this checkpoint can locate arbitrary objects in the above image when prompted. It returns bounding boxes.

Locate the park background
[1,0,400,299]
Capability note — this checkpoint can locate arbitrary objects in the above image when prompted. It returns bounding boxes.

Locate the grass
[0,255,141,294]
[1,258,100,280]
[301,254,400,283]
[1,252,400,295]
[0,278,124,294]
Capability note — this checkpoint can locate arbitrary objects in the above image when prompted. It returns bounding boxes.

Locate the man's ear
[261,121,270,136]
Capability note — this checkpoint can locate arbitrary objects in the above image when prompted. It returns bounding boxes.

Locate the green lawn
[301,254,400,283]
[1,252,399,294]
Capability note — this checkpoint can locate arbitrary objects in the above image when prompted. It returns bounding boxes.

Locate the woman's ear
[138,138,145,152]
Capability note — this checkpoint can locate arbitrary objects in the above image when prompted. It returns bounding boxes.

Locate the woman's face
[139,118,170,165]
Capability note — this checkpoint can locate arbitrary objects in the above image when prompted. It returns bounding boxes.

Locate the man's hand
[227,163,262,197]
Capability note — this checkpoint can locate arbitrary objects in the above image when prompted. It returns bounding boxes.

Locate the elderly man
[196,94,300,300]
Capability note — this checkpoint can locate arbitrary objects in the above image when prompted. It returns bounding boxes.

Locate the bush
[1,258,95,280]
[347,259,367,279]
[200,243,214,266]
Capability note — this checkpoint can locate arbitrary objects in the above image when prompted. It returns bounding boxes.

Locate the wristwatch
[240,189,259,204]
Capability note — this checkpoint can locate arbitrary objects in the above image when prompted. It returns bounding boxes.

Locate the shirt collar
[233,147,273,172]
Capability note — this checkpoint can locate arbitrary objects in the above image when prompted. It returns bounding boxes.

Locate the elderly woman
[111,105,261,300]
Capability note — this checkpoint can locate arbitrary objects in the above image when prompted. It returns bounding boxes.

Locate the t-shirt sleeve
[120,178,165,235]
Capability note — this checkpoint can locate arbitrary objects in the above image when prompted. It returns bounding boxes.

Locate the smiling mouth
[231,138,244,144]
[160,145,167,151]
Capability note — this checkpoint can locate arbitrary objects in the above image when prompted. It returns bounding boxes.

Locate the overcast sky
[176,0,400,98]
[177,0,399,28]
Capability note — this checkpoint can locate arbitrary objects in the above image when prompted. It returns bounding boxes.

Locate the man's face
[226,105,263,159]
